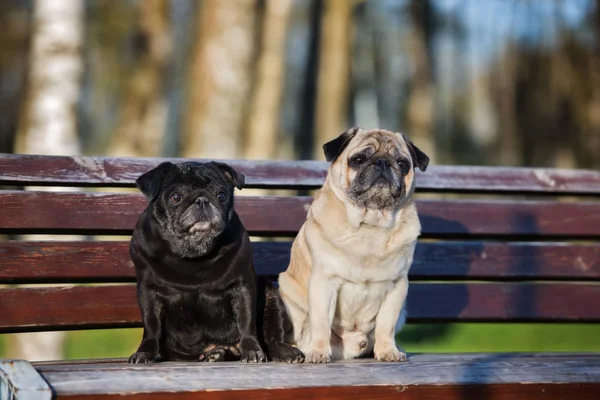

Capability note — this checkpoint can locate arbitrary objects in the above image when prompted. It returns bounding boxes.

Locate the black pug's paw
[239,337,266,363]
[269,343,305,364]
[128,351,157,364]
[199,347,229,362]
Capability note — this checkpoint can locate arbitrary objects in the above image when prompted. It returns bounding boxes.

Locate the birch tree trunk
[15,0,83,155]
[183,0,258,159]
[11,0,84,362]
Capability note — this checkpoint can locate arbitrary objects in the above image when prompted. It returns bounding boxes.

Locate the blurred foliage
[2,0,599,165]
[2,323,600,360]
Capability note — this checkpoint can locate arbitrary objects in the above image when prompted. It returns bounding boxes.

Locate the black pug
[127,161,304,364]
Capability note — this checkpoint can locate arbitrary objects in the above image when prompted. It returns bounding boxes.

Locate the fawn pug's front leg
[305,267,341,363]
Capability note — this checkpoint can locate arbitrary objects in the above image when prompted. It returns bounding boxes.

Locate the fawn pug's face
[323,128,429,210]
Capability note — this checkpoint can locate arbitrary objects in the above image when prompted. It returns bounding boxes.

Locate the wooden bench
[1,153,599,399]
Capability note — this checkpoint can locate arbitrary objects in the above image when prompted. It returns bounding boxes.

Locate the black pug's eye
[216,192,227,203]
[350,155,366,167]
[398,159,410,175]
[169,192,182,205]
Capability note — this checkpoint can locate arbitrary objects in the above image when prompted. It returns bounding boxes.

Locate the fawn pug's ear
[401,133,430,172]
[322,127,360,163]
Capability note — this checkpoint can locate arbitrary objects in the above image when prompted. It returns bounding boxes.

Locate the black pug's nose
[375,158,390,169]
[195,197,209,209]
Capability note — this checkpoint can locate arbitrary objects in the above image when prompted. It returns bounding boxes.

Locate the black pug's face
[136,161,245,258]
[323,128,429,210]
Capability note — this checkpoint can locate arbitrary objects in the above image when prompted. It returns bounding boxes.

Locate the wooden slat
[1,191,599,237]
[0,285,140,333]
[2,241,600,284]
[2,153,600,194]
[0,154,327,190]
[1,282,599,333]
[33,354,600,400]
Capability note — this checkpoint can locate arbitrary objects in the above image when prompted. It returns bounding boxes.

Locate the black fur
[402,134,430,172]
[128,162,304,364]
[322,127,359,162]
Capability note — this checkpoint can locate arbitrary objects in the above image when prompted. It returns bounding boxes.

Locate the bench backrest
[1,153,600,333]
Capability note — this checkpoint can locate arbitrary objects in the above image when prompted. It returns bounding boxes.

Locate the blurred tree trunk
[12,0,84,362]
[314,0,352,159]
[586,0,600,168]
[15,0,83,155]
[405,0,436,162]
[282,0,321,160]
[245,0,293,160]
[351,2,380,129]
[109,0,171,157]
[163,0,198,157]
[183,0,258,159]
[492,42,521,166]
[0,2,30,153]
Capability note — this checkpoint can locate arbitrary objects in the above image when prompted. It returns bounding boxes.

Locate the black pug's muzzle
[179,195,225,235]
[164,191,229,259]
[349,157,406,209]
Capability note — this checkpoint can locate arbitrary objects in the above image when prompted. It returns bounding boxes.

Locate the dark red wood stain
[2,282,600,332]
[48,384,600,400]
[2,241,599,284]
[2,153,600,194]
[1,191,599,237]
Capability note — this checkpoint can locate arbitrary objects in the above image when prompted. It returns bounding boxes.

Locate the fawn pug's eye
[397,159,410,175]
[350,155,366,167]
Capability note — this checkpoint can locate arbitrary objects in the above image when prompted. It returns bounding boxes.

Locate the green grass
[64,328,142,359]
[1,324,599,360]
[399,323,600,353]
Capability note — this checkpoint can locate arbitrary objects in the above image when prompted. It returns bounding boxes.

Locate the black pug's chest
[162,287,241,359]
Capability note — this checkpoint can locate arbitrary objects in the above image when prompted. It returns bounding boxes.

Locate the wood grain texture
[32,353,600,399]
[2,241,600,284]
[1,191,599,237]
[2,153,600,194]
[2,282,600,332]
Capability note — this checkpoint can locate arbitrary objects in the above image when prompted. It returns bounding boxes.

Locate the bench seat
[1,354,597,399]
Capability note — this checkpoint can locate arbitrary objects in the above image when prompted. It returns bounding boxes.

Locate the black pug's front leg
[128,289,165,364]
[260,278,305,363]
[233,284,267,363]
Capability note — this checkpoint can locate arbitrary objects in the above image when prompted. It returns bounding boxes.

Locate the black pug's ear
[210,161,245,190]
[402,134,430,172]
[322,127,360,163]
[136,162,177,200]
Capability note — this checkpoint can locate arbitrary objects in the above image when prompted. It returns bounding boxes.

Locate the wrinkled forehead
[346,129,409,157]
[163,163,225,188]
